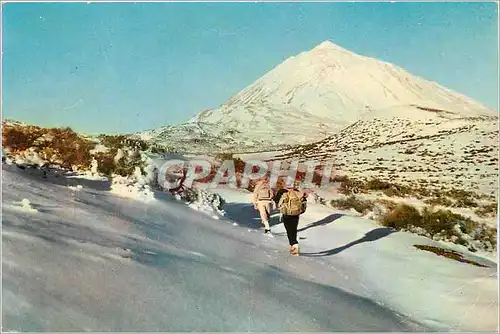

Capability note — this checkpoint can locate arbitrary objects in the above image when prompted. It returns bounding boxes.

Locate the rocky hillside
[272,105,498,197]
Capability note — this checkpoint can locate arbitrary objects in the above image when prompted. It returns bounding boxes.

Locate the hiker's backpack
[300,196,307,214]
[257,184,273,201]
[280,190,304,216]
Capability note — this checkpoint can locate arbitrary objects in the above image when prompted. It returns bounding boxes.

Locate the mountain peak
[188,39,494,142]
[311,40,349,53]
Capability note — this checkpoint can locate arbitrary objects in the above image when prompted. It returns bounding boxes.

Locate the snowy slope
[2,164,425,331]
[213,187,498,332]
[272,107,499,197]
[3,164,498,331]
[135,121,291,154]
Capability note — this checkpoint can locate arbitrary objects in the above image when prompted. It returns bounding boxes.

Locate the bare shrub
[330,196,374,214]
[424,196,454,207]
[475,203,498,218]
[381,204,421,230]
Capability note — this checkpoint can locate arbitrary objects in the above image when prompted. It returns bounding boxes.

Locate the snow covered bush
[178,187,226,217]
[110,174,155,202]
[3,126,40,152]
[91,135,152,177]
[2,121,163,180]
[90,158,99,175]
[14,148,46,167]
[20,199,38,212]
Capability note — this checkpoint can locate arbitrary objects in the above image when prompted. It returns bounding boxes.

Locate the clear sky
[2,2,498,135]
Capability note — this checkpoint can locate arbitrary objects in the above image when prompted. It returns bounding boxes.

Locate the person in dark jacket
[273,188,289,223]
[277,185,307,255]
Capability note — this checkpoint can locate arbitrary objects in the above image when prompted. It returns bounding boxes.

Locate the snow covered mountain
[191,41,493,130]
[140,40,496,152]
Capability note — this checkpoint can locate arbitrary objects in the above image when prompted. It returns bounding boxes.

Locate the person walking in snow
[278,185,307,256]
[273,187,288,223]
[252,177,275,234]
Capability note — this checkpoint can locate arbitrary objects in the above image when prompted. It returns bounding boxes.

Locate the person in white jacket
[252,178,275,234]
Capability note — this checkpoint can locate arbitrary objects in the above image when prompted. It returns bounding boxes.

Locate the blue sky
[2,2,498,135]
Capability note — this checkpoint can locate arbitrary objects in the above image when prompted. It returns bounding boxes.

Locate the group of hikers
[251,177,307,256]
[163,166,307,255]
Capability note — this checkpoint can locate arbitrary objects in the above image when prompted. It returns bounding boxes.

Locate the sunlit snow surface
[2,165,497,331]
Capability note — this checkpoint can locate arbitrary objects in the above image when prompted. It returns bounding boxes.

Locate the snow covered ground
[214,187,498,332]
[2,165,498,331]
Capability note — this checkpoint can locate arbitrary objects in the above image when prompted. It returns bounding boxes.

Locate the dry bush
[381,204,422,230]
[93,153,116,176]
[98,134,148,152]
[333,175,364,195]
[2,123,95,169]
[214,152,234,162]
[382,204,468,238]
[475,203,498,218]
[233,157,246,175]
[381,203,497,251]
[376,199,398,211]
[3,125,42,152]
[92,135,148,176]
[473,225,497,250]
[424,196,454,207]
[444,188,479,208]
[453,197,478,208]
[330,196,374,214]
[114,150,143,176]
[420,207,467,238]
[363,179,413,197]
[414,245,488,268]
[150,144,168,154]
[49,127,94,169]
[364,178,393,191]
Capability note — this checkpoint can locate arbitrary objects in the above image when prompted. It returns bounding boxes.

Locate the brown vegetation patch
[414,245,488,268]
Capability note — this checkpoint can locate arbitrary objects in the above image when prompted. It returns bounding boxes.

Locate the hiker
[273,187,288,223]
[252,177,275,234]
[278,185,307,255]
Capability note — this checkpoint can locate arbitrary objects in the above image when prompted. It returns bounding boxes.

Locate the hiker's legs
[282,215,299,246]
[257,201,271,230]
